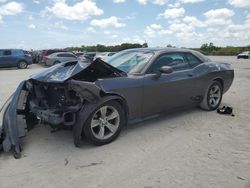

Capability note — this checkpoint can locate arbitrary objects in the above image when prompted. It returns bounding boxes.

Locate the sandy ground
[0,56,249,188]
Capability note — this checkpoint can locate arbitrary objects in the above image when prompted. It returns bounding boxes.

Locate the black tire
[83,100,125,146]
[200,81,223,111]
[18,61,28,69]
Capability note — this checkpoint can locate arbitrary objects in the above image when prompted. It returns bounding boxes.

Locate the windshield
[242,51,250,54]
[107,51,153,73]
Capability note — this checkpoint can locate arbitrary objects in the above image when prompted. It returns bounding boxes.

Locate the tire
[83,100,125,146]
[18,61,28,69]
[200,81,223,111]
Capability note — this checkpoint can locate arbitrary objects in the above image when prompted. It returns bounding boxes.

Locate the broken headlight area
[26,80,83,128]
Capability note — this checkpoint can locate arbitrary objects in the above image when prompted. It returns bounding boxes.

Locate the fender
[73,95,128,147]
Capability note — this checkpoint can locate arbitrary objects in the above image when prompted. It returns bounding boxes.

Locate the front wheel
[200,81,223,111]
[18,61,28,69]
[83,100,125,146]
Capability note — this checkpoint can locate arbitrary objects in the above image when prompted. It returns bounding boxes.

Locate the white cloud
[49,0,103,21]
[28,24,36,29]
[228,0,250,8]
[113,0,126,3]
[87,26,96,32]
[54,21,68,30]
[28,15,34,20]
[204,8,235,25]
[0,0,8,3]
[0,1,23,16]
[33,0,40,4]
[144,23,172,38]
[168,2,181,8]
[204,8,235,18]
[137,0,168,5]
[91,16,125,28]
[0,15,3,23]
[183,16,206,27]
[158,7,185,19]
[179,0,204,3]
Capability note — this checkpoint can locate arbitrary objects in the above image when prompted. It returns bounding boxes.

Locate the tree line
[65,43,148,52]
[194,43,250,56]
[65,42,249,56]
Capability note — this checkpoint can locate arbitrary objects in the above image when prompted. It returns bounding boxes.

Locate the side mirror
[160,66,173,74]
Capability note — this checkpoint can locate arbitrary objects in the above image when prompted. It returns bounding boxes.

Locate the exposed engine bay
[27,81,82,127]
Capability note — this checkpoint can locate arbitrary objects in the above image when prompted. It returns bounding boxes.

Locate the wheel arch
[101,92,130,120]
[73,93,129,147]
[17,59,28,64]
[212,77,224,91]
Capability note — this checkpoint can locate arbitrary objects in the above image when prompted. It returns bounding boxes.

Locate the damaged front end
[0,59,126,158]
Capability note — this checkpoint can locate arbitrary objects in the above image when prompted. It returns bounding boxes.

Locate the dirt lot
[0,56,250,188]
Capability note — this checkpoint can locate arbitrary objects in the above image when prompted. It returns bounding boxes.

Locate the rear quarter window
[192,51,211,62]
[185,53,202,67]
[12,50,24,56]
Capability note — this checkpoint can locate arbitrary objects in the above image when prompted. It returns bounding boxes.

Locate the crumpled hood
[30,58,126,83]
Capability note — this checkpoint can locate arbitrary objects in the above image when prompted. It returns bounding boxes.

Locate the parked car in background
[44,52,77,66]
[31,50,41,64]
[75,52,85,57]
[237,51,250,59]
[0,49,32,69]
[40,49,67,64]
[95,52,116,62]
[84,52,97,61]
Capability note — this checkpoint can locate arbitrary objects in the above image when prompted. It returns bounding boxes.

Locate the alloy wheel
[19,61,27,69]
[208,85,221,108]
[91,105,120,140]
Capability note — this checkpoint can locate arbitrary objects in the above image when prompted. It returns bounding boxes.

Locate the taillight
[43,56,49,61]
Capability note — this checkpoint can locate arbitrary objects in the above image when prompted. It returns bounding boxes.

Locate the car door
[0,50,15,67]
[142,52,197,116]
[0,50,5,67]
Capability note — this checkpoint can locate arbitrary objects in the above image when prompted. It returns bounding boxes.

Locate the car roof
[121,47,197,54]
[49,52,74,56]
[0,49,23,51]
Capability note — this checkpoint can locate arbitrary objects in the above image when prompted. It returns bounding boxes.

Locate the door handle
[188,73,193,77]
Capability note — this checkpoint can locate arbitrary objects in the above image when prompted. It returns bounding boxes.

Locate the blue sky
[0,0,249,50]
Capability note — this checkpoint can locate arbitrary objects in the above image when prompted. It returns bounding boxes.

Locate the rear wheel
[200,81,223,111]
[18,61,28,69]
[83,100,125,146]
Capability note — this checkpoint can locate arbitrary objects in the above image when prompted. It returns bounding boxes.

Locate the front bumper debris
[0,81,28,158]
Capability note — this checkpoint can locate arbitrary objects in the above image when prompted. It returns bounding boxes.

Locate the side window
[66,54,76,58]
[57,54,66,57]
[3,50,11,56]
[12,50,24,56]
[185,53,201,67]
[58,53,75,58]
[0,50,4,57]
[148,53,190,73]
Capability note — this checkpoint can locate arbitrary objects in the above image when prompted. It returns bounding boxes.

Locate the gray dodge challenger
[0,48,234,158]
